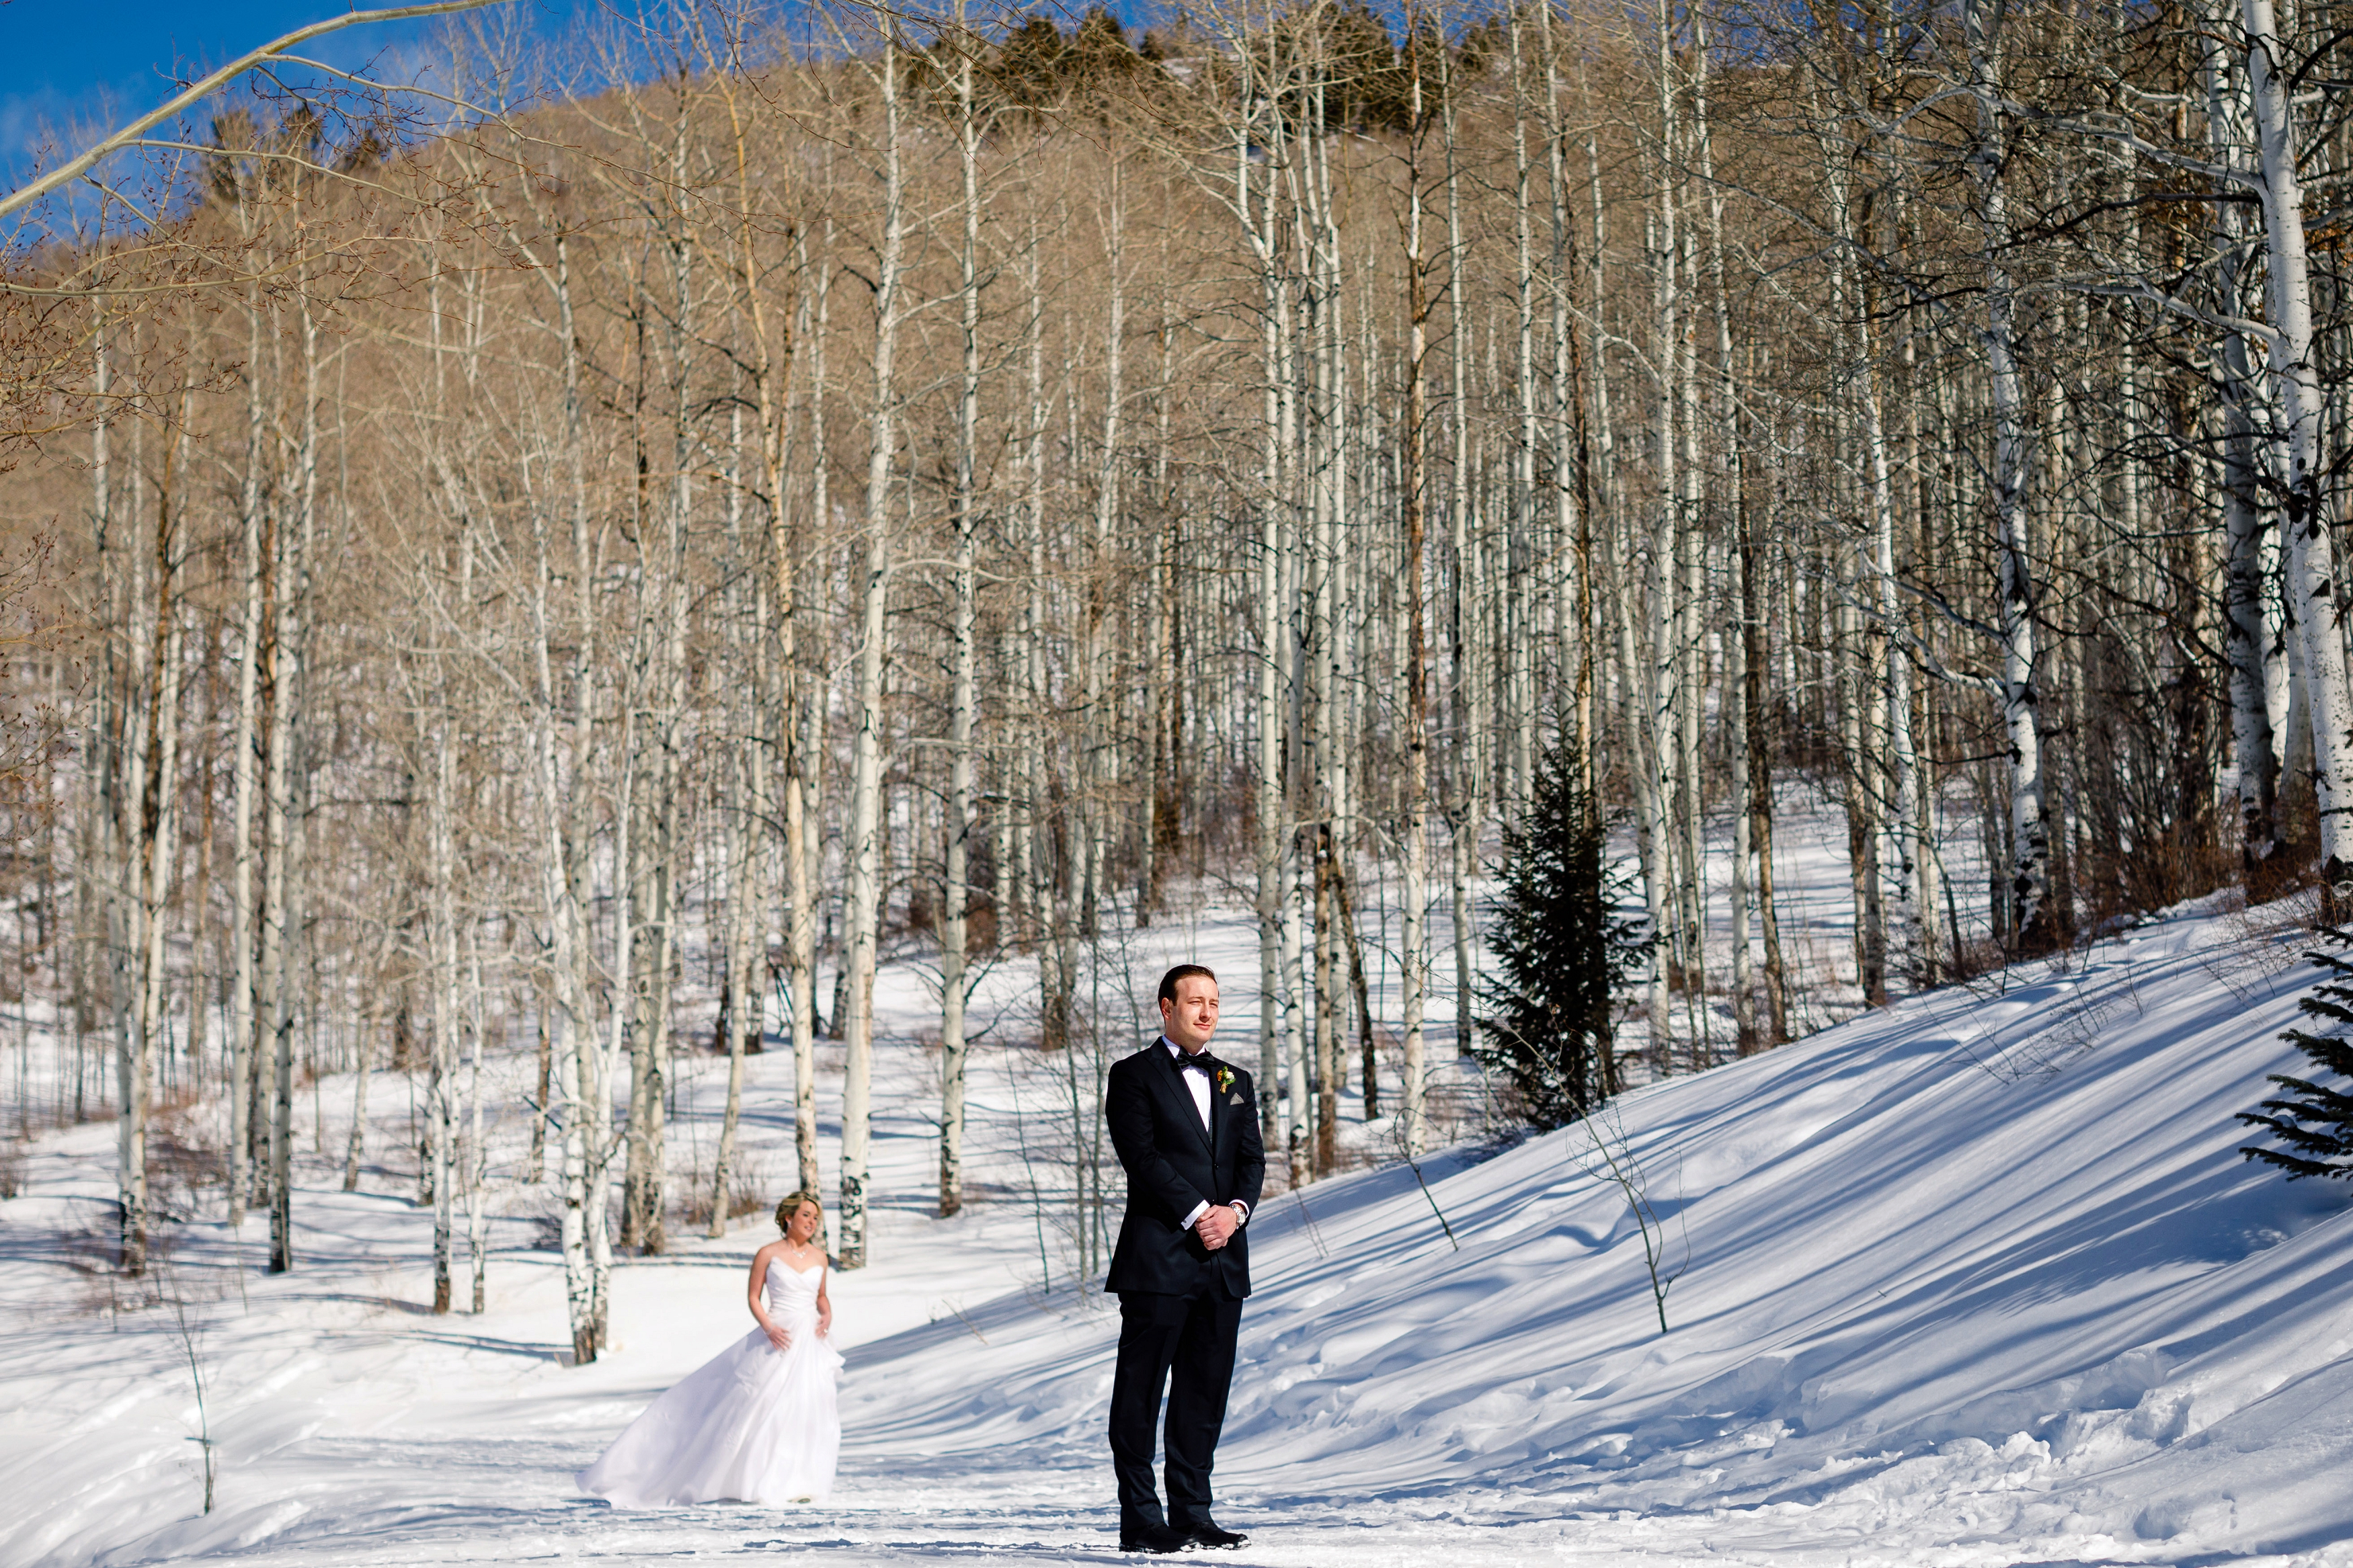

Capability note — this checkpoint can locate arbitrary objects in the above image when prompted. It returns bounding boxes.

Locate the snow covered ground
[4,816,2351,1565]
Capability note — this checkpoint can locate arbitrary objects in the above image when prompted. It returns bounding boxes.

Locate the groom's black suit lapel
[1155,1039,1215,1156]
[1207,1053,1228,1161]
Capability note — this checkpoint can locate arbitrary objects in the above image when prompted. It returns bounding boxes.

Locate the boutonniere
[1214,1067,1236,1096]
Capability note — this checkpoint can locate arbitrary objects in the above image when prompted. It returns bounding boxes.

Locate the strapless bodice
[765,1260,824,1315]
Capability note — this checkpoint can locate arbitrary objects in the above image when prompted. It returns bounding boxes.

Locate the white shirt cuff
[1181,1200,1209,1231]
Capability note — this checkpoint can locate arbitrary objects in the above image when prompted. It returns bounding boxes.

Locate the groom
[1103,964,1266,1555]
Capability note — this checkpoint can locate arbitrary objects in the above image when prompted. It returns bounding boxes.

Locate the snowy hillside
[5,889,2352,1566]
[829,895,2353,1565]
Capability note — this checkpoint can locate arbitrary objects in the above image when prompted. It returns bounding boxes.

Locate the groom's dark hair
[1158,963,1218,1005]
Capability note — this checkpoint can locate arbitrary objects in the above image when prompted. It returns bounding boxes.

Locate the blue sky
[0,0,1185,198]
[0,0,587,188]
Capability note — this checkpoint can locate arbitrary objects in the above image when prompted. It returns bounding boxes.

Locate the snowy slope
[830,893,2353,1565]
[3,890,2352,1567]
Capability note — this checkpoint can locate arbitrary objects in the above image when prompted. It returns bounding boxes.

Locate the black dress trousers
[1109,1286,1244,1532]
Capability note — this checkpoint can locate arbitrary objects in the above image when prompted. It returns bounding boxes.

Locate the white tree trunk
[2211,90,2279,867]
[228,286,266,1227]
[939,43,982,1220]
[427,650,458,1315]
[1643,3,1682,1065]
[2243,0,2353,903]
[1445,65,1483,1075]
[524,224,602,1364]
[840,46,906,1268]
[1241,69,1289,1149]
[125,331,188,1276]
[263,261,321,1276]
[790,247,830,1198]
[1400,37,1432,1157]
[1863,352,1924,987]
[712,407,757,1240]
[1966,0,2056,952]
[465,928,487,1313]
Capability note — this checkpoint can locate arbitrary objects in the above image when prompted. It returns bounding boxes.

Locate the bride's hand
[763,1321,793,1351]
[817,1311,832,1339]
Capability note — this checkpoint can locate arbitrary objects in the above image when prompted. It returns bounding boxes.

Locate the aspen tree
[2240,0,2353,907]
[2204,22,2278,873]
[1082,151,1129,963]
[574,215,631,1344]
[623,102,703,1257]
[939,22,986,1219]
[135,565,190,1200]
[105,306,180,1276]
[1535,0,1589,788]
[1185,11,1314,1158]
[840,38,909,1269]
[1442,33,1482,1075]
[696,19,799,1200]
[1741,403,1787,1046]
[465,927,488,1312]
[1012,224,1055,1056]
[416,265,471,1314]
[1813,98,1885,1001]
[1248,44,1290,1146]
[1862,331,1924,987]
[227,200,268,1227]
[797,235,832,1188]
[1691,7,1758,1048]
[1146,294,1184,925]
[516,208,606,1362]
[1962,0,2057,951]
[85,298,128,1262]
[264,225,323,1275]
[1304,58,1347,1172]
[186,657,216,1115]
[1639,0,1681,1063]
[422,577,460,1315]
[713,381,767,1240]
[1507,8,1542,819]
[345,990,374,1192]
[1398,8,1433,1157]
[1669,35,1707,1043]
[1277,107,1312,1176]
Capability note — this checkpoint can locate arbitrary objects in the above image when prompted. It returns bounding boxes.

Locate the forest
[3,0,2348,1367]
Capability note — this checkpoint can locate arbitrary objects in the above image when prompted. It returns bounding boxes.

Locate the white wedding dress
[577,1257,843,1506]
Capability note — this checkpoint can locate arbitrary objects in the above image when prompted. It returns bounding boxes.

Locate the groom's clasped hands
[1177,1051,1244,1253]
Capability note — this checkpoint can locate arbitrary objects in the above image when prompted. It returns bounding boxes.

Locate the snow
[5,856,2353,1565]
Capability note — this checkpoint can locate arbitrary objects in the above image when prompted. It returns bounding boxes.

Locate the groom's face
[1160,977,1220,1055]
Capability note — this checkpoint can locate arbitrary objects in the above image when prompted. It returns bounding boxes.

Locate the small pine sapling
[1476,745,1647,1129]
[2238,926,2353,1179]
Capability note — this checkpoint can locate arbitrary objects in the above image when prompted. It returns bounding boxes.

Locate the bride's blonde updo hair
[774,1190,825,1236]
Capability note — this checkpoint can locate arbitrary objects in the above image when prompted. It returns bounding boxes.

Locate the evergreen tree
[2239,927,2353,1179]
[1476,746,1646,1129]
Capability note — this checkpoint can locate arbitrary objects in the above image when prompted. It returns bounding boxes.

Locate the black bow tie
[1174,1050,1220,1075]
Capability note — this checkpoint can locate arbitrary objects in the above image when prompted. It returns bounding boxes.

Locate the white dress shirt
[1162,1036,1248,1235]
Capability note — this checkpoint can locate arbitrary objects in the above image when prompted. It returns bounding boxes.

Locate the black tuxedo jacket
[1103,1040,1267,1298]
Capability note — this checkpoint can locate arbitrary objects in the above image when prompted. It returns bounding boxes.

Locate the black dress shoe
[1181,1519,1248,1550]
[1119,1522,1193,1554]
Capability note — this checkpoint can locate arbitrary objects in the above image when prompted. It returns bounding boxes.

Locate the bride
[577,1191,843,1506]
